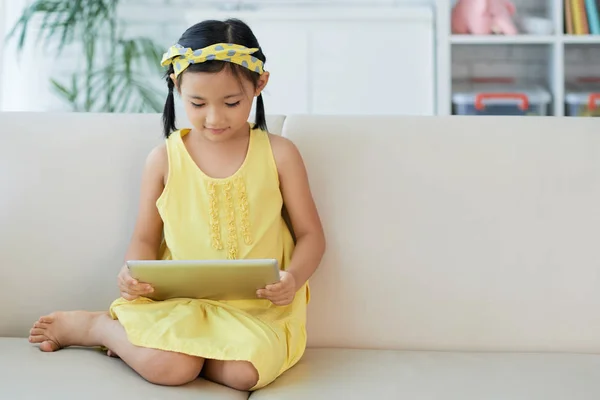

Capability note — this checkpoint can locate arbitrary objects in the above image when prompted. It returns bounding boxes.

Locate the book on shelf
[565,0,600,34]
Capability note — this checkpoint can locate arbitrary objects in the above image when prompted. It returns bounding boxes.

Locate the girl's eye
[191,103,205,108]
[226,101,241,108]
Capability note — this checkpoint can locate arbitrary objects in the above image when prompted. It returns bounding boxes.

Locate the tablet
[126,258,280,301]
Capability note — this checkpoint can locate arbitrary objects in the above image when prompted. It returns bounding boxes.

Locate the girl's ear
[255,71,270,96]
[170,73,180,93]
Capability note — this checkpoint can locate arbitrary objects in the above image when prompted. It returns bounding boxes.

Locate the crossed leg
[28,311,258,390]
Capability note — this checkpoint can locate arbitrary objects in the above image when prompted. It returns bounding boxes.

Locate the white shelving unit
[436,0,600,116]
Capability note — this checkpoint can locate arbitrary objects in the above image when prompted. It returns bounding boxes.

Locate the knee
[226,362,259,391]
[140,353,204,386]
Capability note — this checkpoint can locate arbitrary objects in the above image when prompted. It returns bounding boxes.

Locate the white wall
[0,0,434,113]
[8,0,597,114]
[1,0,55,112]
[0,0,5,108]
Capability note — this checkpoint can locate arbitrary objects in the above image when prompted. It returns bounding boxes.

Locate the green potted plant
[8,0,166,113]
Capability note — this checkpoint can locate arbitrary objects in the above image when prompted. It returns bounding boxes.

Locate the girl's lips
[205,127,228,134]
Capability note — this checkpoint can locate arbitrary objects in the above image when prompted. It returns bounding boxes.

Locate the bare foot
[28,311,108,352]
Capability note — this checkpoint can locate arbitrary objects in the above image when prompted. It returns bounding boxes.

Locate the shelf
[437,0,600,117]
[451,35,600,45]
[450,35,556,44]
[562,35,600,44]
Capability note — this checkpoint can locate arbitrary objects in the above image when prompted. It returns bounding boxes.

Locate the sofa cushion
[0,338,248,400]
[249,348,600,399]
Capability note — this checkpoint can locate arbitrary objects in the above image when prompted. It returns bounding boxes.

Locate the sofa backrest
[0,112,285,338]
[1,112,600,354]
[282,115,600,353]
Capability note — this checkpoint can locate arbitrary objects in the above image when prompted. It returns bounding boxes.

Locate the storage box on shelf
[563,42,600,116]
[452,80,552,116]
[564,78,600,116]
[449,40,554,116]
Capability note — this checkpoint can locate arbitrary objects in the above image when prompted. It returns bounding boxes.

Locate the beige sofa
[2,111,600,399]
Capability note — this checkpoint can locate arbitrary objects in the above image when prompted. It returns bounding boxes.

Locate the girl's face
[175,67,268,142]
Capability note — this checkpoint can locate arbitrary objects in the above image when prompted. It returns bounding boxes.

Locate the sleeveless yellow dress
[108,125,310,390]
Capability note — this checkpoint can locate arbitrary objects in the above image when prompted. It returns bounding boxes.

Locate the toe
[40,340,60,352]
[29,335,46,344]
[105,348,120,358]
[30,328,45,336]
[39,316,54,324]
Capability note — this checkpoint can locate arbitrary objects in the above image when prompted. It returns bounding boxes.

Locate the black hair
[162,19,268,138]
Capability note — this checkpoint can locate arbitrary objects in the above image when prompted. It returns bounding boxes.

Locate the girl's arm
[124,144,167,261]
[117,144,167,299]
[271,135,326,291]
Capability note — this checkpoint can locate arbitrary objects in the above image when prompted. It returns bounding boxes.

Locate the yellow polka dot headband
[161,43,265,78]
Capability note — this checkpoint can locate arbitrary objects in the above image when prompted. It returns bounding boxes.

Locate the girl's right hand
[117,264,154,301]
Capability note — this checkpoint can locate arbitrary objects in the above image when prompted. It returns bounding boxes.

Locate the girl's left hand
[257,271,296,306]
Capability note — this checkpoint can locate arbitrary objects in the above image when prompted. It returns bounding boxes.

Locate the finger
[257,289,282,300]
[121,292,139,301]
[117,275,126,290]
[259,289,291,302]
[133,285,154,294]
[271,292,292,301]
[265,282,282,291]
[263,284,284,294]
[120,268,140,286]
[118,274,132,290]
[118,276,150,295]
[126,281,155,296]
[126,285,153,296]
[271,296,293,306]
[125,274,139,286]
[256,290,269,299]
[120,282,149,296]
[257,288,280,299]
[126,279,153,293]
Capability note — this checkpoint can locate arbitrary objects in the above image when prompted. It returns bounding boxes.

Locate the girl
[27,18,325,392]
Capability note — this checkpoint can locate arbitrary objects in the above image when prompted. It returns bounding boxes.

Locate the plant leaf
[9,0,166,114]
[50,76,79,110]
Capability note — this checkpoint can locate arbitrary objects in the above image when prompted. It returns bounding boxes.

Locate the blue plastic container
[452,82,551,116]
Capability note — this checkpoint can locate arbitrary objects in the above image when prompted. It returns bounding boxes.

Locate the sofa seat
[4,337,600,400]
[0,338,248,400]
[251,348,600,399]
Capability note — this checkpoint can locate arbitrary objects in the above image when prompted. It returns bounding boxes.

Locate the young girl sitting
[27,18,326,392]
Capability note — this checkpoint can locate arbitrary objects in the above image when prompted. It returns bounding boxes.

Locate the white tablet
[126,258,280,301]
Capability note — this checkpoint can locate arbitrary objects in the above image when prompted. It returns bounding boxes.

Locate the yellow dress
[109,125,309,390]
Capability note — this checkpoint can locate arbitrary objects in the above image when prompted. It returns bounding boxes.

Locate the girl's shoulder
[143,142,168,186]
[146,142,168,168]
[267,133,295,154]
[266,133,304,176]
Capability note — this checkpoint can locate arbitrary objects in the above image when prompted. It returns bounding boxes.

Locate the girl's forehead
[181,70,251,97]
